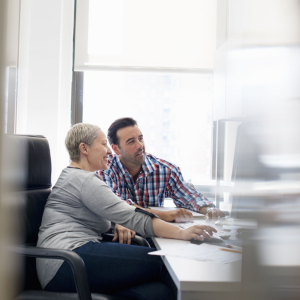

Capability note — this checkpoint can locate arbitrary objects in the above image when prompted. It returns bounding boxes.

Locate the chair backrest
[15,135,52,290]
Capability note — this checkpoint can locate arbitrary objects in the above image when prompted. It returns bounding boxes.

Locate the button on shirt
[96,153,214,212]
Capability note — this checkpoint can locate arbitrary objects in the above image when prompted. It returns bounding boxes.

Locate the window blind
[74,0,217,71]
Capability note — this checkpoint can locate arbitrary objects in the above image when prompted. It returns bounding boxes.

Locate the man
[97,117,224,223]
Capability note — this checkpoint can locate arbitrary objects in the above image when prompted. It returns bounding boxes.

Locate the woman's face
[86,130,112,171]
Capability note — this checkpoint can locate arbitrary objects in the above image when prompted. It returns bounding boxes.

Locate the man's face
[113,125,145,167]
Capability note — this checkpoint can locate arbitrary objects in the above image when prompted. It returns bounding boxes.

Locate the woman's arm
[82,174,216,240]
[152,218,217,241]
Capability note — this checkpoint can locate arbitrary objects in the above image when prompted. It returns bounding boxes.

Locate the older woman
[37,123,216,300]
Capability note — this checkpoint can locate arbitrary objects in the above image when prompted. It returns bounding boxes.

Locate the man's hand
[199,207,225,221]
[150,208,194,223]
[112,224,136,244]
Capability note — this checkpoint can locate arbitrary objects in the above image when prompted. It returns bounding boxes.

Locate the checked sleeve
[166,166,215,212]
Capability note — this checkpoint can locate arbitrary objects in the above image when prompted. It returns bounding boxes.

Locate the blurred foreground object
[0,0,23,299]
[214,0,300,299]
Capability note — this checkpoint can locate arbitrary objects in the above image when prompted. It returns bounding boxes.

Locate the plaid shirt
[96,153,214,212]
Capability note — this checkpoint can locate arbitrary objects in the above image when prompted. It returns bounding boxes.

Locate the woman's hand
[178,224,217,241]
[113,224,136,244]
[152,218,217,241]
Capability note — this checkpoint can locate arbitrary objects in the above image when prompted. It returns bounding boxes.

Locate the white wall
[17,0,74,184]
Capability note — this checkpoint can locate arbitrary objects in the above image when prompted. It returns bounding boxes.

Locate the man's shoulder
[106,154,117,166]
[146,153,180,173]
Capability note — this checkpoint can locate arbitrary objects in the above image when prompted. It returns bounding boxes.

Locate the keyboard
[178,223,231,239]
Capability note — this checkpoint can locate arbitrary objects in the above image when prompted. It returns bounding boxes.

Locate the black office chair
[11,135,149,300]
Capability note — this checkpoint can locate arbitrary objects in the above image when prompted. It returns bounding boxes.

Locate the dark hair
[107,117,137,146]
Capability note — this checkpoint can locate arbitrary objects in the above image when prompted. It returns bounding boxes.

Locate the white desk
[151,224,242,300]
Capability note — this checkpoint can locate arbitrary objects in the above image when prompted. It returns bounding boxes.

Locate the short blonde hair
[65,123,101,161]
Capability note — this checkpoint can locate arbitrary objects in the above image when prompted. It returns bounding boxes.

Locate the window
[75,0,217,186]
[83,70,213,185]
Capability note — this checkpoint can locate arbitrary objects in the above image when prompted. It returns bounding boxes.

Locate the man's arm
[96,170,185,221]
[167,167,225,220]
[97,170,194,223]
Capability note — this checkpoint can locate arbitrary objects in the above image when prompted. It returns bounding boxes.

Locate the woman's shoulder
[57,167,104,186]
[69,167,105,179]
[54,168,107,196]
[67,169,108,188]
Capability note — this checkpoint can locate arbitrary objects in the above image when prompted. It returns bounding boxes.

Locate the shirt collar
[110,154,128,176]
[142,154,157,177]
[111,153,157,178]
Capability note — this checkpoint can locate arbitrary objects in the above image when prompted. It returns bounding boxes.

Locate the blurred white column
[0,0,23,298]
[17,0,74,184]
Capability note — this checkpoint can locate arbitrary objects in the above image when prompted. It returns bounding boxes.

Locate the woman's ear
[111,144,120,155]
[79,142,89,156]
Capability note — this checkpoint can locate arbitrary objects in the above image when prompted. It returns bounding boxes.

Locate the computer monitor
[230,121,278,220]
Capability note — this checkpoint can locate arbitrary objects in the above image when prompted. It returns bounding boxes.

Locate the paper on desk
[149,243,242,263]
[148,207,205,218]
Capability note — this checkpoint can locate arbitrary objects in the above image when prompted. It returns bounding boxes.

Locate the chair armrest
[10,245,92,300]
[101,233,150,248]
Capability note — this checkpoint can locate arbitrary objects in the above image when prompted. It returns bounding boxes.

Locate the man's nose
[137,140,143,149]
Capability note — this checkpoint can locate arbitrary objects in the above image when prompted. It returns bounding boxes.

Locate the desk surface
[152,238,242,292]
[151,220,242,300]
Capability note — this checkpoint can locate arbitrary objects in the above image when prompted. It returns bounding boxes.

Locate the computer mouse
[190,236,225,245]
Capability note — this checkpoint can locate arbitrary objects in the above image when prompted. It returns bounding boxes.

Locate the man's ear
[78,143,89,156]
[111,144,120,155]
